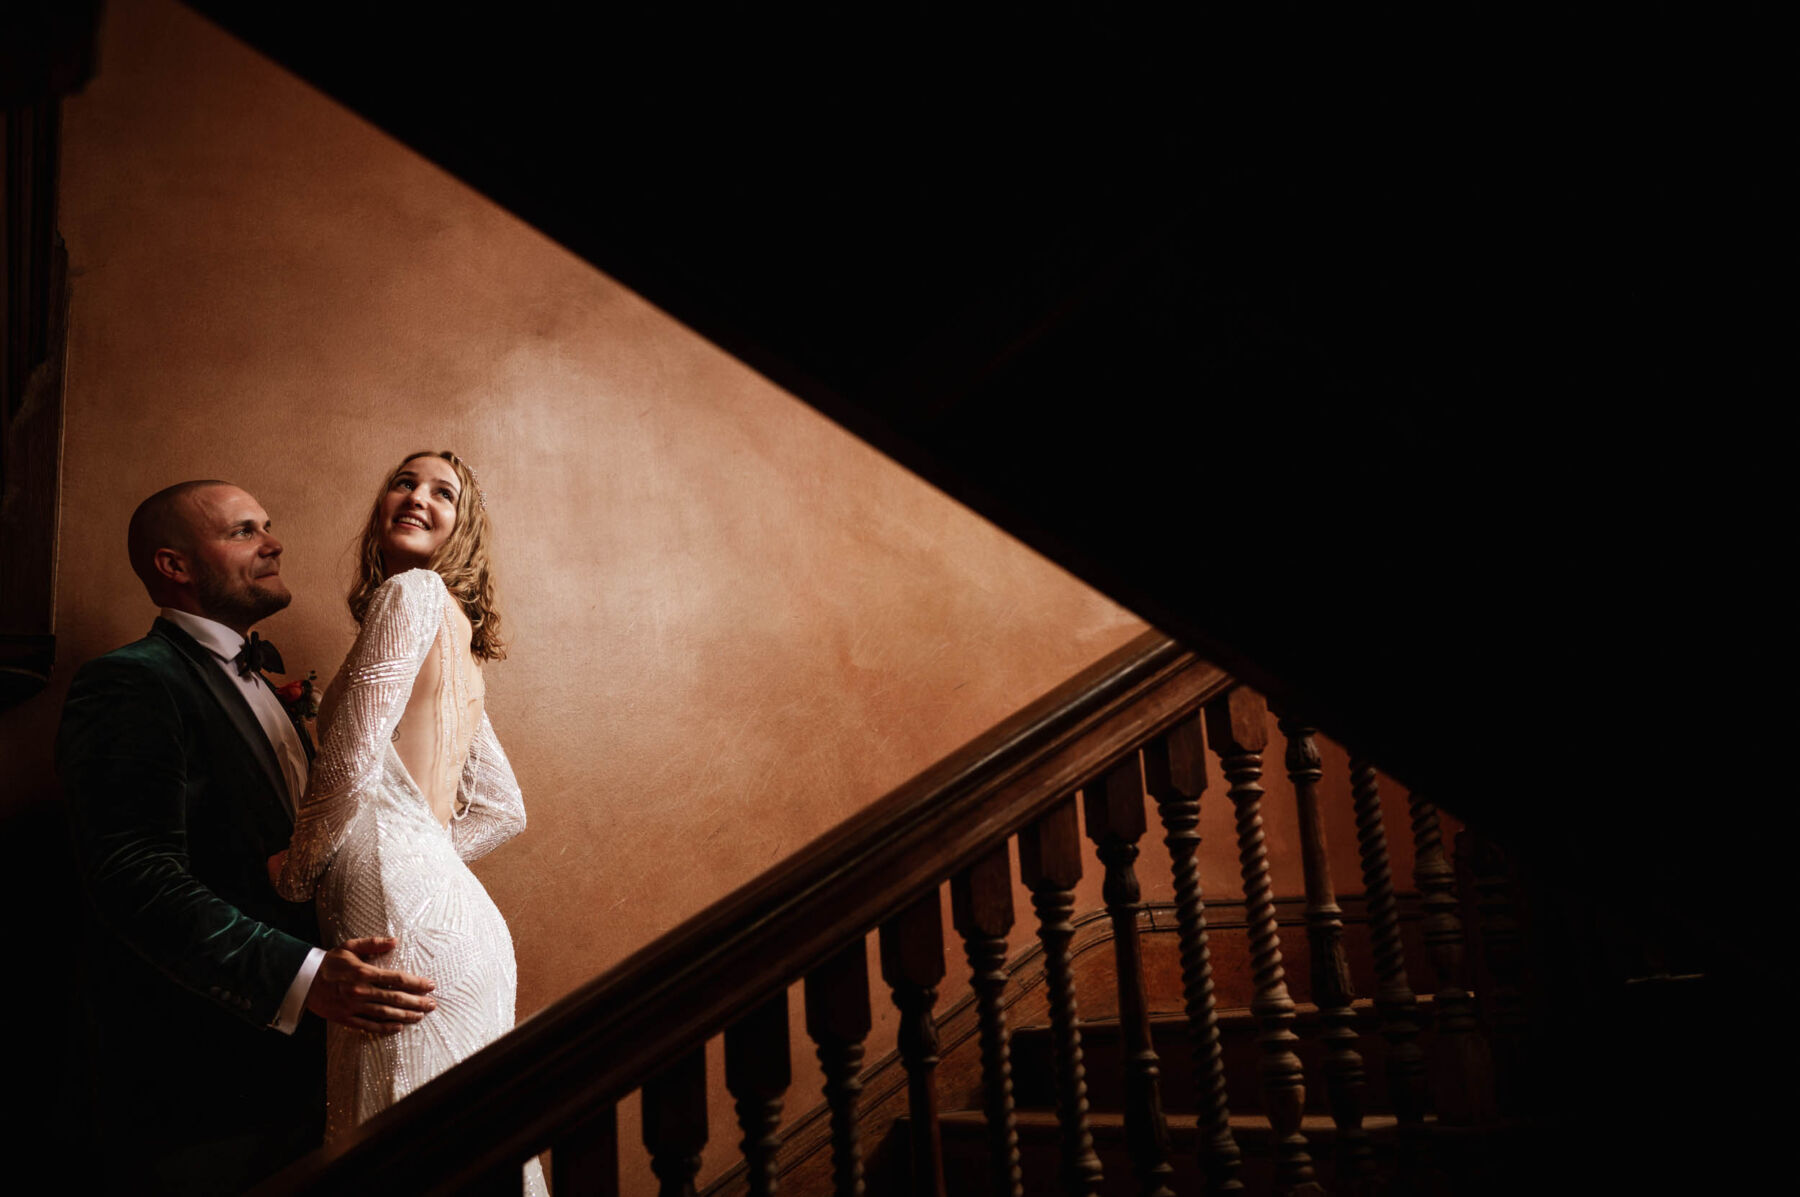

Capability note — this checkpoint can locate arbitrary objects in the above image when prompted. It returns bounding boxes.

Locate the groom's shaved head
[128,480,233,597]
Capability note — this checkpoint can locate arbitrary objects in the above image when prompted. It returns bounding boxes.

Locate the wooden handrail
[256,629,1232,1195]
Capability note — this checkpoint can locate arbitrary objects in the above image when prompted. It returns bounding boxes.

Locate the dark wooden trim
[0,631,55,705]
[2,2,98,708]
[0,2,101,108]
[1,96,69,709]
[255,632,1231,1195]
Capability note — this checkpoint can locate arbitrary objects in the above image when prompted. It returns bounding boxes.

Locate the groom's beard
[196,568,292,628]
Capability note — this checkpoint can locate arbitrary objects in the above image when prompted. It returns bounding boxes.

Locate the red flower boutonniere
[275,670,322,722]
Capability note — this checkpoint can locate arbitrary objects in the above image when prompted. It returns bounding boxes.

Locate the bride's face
[379,456,461,572]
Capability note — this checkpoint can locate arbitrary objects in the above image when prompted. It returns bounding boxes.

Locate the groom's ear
[152,547,191,584]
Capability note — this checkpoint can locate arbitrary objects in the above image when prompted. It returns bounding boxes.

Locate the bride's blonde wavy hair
[348,450,506,661]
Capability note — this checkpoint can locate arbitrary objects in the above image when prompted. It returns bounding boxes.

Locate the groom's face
[178,485,292,628]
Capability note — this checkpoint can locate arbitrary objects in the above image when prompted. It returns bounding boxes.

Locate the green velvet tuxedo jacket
[59,618,325,1194]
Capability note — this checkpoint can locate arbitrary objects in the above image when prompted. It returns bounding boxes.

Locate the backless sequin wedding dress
[278,568,544,1195]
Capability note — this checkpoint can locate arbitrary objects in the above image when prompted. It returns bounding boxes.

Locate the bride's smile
[379,457,461,570]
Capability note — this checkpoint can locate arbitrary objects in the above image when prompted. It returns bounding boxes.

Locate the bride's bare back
[316,597,485,828]
[392,599,484,827]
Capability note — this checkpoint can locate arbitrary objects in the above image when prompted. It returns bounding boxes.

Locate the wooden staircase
[932,998,1532,1196]
[253,628,1598,1197]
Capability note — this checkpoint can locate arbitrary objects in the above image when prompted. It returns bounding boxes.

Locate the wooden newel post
[880,891,949,1197]
[1019,795,1104,1197]
[552,1100,620,1197]
[1083,755,1175,1197]
[642,1045,708,1197]
[1407,793,1497,1127]
[464,1161,534,1197]
[1143,715,1243,1194]
[806,939,874,1197]
[1204,688,1321,1197]
[726,991,792,1197]
[950,844,1024,1197]
[1280,717,1374,1187]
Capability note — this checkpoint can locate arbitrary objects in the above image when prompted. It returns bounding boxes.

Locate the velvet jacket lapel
[151,618,294,821]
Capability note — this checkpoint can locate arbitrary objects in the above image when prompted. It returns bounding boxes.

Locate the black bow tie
[233,632,285,679]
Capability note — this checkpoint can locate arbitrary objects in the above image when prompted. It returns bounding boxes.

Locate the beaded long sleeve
[451,712,526,863]
[277,569,443,902]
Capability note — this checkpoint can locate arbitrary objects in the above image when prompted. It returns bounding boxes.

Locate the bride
[276,450,545,1195]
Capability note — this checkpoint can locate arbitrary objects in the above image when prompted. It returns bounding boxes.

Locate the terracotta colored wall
[0,2,1447,1190]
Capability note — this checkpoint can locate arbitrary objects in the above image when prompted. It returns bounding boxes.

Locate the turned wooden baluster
[1205,688,1321,1197]
[950,843,1024,1197]
[880,891,949,1196]
[1465,830,1530,1115]
[1348,759,1427,1137]
[1142,715,1242,1192]
[1084,756,1175,1197]
[805,939,874,1197]
[1018,795,1104,1197]
[726,991,791,1196]
[552,1101,620,1196]
[1407,792,1497,1126]
[642,1046,708,1197]
[1280,717,1374,1186]
[464,1162,536,1197]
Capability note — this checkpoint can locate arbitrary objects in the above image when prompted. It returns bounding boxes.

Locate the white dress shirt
[160,607,325,1033]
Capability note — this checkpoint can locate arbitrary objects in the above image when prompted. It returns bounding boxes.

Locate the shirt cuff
[271,947,326,1034]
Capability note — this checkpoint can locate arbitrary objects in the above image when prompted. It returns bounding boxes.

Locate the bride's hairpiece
[450,453,488,509]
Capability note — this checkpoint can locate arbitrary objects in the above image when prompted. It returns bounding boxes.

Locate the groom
[58,480,439,1195]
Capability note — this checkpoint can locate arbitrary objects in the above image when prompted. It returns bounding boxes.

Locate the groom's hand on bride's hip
[305,936,439,1034]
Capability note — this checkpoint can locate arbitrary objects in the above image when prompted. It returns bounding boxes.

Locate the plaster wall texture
[0,0,1428,1189]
